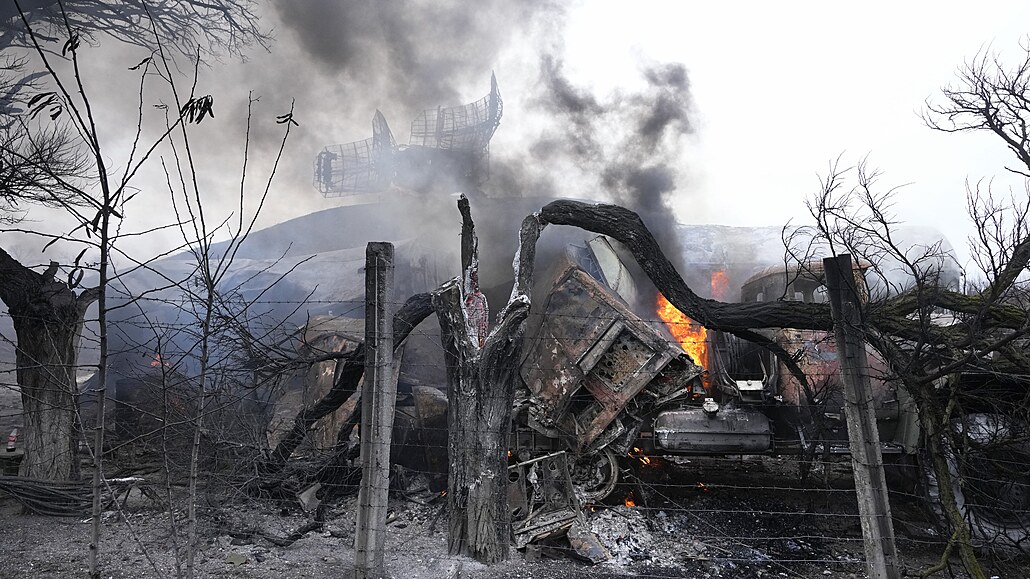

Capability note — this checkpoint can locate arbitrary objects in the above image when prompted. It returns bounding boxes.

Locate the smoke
[272,1,553,113]
[534,57,694,206]
[138,3,695,300]
[264,1,697,299]
[258,2,697,219]
[522,54,696,275]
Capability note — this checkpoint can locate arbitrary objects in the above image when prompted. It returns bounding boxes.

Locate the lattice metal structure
[314,75,502,197]
[408,74,502,152]
[314,111,395,197]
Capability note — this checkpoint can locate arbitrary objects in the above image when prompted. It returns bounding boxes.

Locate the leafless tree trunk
[435,197,540,563]
[0,252,95,480]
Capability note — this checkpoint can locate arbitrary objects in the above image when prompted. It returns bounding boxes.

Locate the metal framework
[314,74,502,197]
[314,111,395,196]
[408,74,502,152]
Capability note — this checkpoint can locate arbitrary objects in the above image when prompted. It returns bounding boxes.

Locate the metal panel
[653,407,772,454]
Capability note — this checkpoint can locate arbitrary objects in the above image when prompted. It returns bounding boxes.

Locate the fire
[655,293,707,368]
[711,270,731,301]
[623,490,637,507]
[629,447,651,466]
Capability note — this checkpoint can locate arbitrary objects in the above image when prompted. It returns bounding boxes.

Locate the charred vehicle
[508,236,1030,553]
[512,240,910,492]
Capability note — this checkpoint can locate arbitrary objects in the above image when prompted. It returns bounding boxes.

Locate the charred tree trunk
[920,402,986,579]
[0,248,96,480]
[264,345,366,473]
[435,198,540,563]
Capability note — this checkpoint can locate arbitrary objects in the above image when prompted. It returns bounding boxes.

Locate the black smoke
[525,55,696,276]
[227,3,697,303]
[272,1,555,113]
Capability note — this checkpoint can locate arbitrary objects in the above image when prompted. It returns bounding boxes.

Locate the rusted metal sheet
[772,329,901,431]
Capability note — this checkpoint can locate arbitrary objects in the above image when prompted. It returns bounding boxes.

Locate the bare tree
[0,3,280,577]
[0,0,271,482]
[925,41,1030,180]
[0,0,268,59]
[0,117,89,224]
[156,86,297,577]
[784,158,1030,577]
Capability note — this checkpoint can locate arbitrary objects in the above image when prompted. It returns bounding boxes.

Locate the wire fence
[1,301,1029,578]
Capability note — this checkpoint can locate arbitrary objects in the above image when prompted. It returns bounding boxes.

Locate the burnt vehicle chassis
[512,259,876,498]
[505,241,1030,553]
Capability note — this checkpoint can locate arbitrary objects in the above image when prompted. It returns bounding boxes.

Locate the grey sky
[10,1,1030,274]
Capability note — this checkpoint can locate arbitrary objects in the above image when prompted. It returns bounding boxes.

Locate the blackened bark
[0,247,96,481]
[434,207,540,564]
[435,280,531,563]
[538,200,1029,341]
[459,196,476,275]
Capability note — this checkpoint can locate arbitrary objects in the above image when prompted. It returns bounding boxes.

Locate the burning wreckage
[301,79,916,539]
[378,233,917,556]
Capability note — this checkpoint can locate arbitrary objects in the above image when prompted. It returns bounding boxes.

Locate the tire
[570,448,620,502]
[922,413,1030,556]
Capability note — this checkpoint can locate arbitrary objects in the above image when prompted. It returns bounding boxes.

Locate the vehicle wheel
[570,448,619,502]
[922,413,1030,556]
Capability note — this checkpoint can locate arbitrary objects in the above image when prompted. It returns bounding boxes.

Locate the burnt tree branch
[536,200,823,390]
[538,200,835,331]
[538,200,1030,365]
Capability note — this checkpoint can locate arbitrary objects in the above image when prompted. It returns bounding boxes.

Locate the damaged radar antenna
[314,74,502,196]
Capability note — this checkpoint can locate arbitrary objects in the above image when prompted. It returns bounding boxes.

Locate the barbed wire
[2,290,1028,576]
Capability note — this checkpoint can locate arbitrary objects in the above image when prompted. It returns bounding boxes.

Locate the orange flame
[629,447,651,466]
[656,293,707,368]
[623,490,637,507]
[711,270,731,301]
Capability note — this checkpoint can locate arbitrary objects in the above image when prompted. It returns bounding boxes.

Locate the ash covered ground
[1,454,1025,579]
